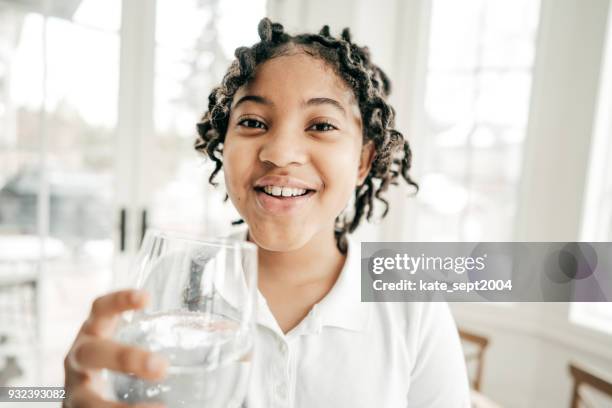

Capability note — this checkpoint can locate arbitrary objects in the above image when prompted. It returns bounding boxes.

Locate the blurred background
[0,0,611,406]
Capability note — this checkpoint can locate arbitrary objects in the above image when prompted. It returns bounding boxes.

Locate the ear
[357,141,375,186]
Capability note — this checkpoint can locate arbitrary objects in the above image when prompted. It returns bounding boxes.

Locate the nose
[258,125,308,168]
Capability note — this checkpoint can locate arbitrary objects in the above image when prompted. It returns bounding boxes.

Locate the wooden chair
[458,328,490,392]
[569,363,612,408]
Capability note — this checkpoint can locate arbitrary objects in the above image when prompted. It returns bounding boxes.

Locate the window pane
[72,0,121,32]
[418,0,541,241]
[570,303,612,335]
[571,11,612,334]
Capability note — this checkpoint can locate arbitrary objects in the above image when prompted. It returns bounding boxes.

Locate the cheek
[222,137,252,201]
[318,143,361,209]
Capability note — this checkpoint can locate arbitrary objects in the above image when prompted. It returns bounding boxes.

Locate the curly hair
[195,17,418,253]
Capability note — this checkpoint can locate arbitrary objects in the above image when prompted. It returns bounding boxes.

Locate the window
[0,0,121,386]
[571,8,612,334]
[571,303,612,335]
[0,1,120,256]
[416,0,541,241]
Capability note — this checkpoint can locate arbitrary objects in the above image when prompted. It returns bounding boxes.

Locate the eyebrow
[233,94,346,116]
[233,95,272,109]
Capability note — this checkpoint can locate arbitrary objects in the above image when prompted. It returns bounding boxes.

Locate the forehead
[234,51,358,108]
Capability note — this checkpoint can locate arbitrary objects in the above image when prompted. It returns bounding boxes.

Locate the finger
[82,290,150,336]
[71,337,168,381]
[68,386,165,408]
[68,386,126,408]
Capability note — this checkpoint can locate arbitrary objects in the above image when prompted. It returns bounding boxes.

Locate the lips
[254,188,316,215]
[252,175,319,216]
[253,175,319,191]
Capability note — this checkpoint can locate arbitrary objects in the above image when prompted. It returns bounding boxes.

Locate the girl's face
[223,50,373,252]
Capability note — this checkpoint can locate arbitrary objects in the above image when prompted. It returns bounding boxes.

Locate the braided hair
[195,18,418,253]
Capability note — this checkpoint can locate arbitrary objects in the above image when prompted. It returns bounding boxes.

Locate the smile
[253,185,317,215]
[259,185,312,197]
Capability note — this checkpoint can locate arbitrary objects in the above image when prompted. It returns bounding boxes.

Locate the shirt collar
[311,234,370,333]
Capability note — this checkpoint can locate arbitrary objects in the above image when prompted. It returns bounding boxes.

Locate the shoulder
[345,235,458,338]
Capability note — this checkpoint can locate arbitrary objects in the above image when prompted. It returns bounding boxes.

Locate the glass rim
[143,227,257,252]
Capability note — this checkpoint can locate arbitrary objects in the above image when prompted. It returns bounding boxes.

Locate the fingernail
[146,354,167,373]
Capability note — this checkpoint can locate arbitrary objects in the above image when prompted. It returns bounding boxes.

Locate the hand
[63,289,167,408]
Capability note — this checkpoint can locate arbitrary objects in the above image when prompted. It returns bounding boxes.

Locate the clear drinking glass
[107,229,257,408]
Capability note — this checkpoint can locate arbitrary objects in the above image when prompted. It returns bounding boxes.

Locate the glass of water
[107,229,257,408]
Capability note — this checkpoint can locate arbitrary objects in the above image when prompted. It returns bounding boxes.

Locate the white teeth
[262,186,308,197]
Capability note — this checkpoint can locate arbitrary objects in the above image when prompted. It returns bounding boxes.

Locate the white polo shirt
[140,229,471,407]
[240,229,471,408]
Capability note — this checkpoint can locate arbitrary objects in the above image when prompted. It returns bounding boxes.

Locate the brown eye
[239,118,266,129]
[309,122,337,132]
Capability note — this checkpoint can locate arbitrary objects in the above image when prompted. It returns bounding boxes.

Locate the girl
[64,18,470,407]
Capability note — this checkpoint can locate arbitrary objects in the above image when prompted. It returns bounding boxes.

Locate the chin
[248,224,312,252]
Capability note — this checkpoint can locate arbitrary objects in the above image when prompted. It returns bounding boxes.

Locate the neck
[250,227,346,287]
